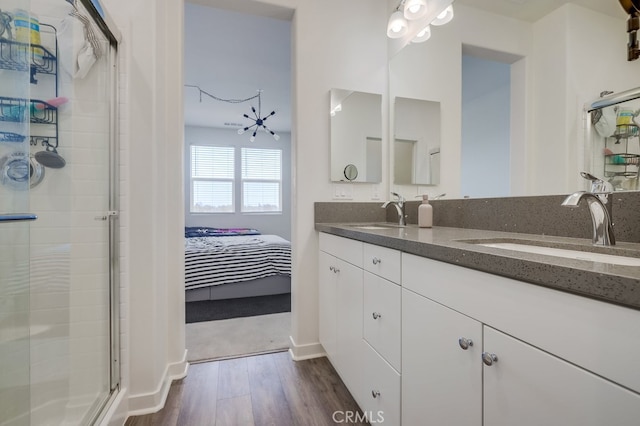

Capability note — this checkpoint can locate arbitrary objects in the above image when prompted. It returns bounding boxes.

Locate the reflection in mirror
[586,88,640,191]
[461,53,512,198]
[330,89,382,183]
[390,3,638,199]
[393,97,440,185]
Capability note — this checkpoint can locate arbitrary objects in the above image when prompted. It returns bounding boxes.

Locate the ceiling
[183,1,628,133]
[454,0,626,22]
[183,2,292,134]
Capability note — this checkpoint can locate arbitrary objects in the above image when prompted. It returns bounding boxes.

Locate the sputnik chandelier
[185,85,279,141]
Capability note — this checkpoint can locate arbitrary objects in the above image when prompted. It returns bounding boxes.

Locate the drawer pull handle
[458,337,473,350]
[372,257,381,265]
[371,390,380,398]
[482,352,498,366]
[329,266,340,273]
[372,312,382,320]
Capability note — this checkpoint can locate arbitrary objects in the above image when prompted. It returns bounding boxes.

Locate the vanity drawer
[319,232,363,268]
[363,243,401,283]
[361,341,400,426]
[363,271,401,371]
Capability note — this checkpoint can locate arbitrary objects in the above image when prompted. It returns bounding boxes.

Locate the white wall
[184,125,292,240]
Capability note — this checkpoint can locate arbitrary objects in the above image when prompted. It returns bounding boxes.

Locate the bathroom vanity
[316,223,640,425]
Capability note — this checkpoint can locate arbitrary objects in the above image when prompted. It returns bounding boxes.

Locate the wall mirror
[585,88,640,191]
[393,97,441,185]
[330,89,383,183]
[389,3,639,199]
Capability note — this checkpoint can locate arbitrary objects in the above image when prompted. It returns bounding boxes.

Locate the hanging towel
[594,106,616,138]
[57,7,102,79]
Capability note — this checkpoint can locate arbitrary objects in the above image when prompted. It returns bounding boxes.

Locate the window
[190,145,283,214]
[190,145,234,213]
[241,148,282,213]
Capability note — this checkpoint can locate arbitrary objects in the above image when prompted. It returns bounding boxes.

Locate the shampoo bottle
[417,195,433,228]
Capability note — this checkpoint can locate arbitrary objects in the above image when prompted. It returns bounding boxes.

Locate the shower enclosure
[0,0,120,424]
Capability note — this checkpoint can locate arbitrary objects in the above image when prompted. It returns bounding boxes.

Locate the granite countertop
[315,223,640,311]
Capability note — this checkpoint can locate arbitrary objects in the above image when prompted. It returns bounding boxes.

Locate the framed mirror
[330,89,382,183]
[393,97,441,185]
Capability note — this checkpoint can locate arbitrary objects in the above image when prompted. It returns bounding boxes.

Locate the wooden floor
[125,351,368,426]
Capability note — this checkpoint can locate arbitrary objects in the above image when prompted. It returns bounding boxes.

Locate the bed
[184,227,291,301]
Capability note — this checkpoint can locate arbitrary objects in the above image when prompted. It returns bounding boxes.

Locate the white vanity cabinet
[318,233,364,404]
[319,234,401,423]
[402,252,640,426]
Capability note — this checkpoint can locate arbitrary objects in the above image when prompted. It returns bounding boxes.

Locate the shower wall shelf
[604,123,640,180]
[0,23,59,154]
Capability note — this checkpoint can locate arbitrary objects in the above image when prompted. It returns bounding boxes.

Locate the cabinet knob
[372,257,382,265]
[458,337,473,350]
[372,312,382,320]
[371,390,381,398]
[482,352,498,366]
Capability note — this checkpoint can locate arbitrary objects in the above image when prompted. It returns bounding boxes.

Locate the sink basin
[350,224,404,230]
[477,242,640,266]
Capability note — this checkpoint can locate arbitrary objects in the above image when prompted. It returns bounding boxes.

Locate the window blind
[191,145,235,213]
[241,148,282,212]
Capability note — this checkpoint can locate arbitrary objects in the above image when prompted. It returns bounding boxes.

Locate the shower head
[35,146,66,169]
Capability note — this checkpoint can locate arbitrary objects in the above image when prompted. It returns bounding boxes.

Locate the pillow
[185,227,260,238]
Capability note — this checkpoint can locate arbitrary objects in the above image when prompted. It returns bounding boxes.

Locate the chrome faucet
[561,172,615,246]
[381,192,406,226]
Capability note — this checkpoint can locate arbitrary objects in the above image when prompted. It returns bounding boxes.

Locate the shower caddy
[603,123,640,181]
[0,23,59,153]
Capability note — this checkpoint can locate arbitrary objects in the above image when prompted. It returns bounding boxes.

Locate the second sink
[476,242,640,266]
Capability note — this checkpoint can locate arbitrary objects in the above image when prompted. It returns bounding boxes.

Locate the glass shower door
[0,1,35,424]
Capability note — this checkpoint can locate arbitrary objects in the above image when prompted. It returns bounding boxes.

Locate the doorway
[460,45,526,198]
[182,1,293,362]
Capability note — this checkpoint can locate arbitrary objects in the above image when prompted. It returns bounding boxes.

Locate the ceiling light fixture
[386,0,454,43]
[412,25,431,43]
[185,85,279,141]
[404,0,428,20]
[431,5,454,26]
[387,9,408,38]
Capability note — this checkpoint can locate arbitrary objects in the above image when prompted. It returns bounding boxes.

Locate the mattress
[185,234,291,290]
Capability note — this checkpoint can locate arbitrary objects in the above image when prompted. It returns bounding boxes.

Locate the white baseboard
[288,335,325,361]
[125,349,189,417]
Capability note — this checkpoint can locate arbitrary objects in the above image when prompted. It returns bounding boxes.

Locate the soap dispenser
[417,195,433,228]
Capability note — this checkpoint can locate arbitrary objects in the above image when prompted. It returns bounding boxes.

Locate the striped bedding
[184,234,291,290]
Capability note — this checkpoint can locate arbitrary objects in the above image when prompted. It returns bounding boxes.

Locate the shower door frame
[80,0,123,423]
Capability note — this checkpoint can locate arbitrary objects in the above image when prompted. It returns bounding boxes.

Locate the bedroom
[182,2,293,361]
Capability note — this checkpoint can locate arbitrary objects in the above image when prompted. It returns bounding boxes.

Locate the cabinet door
[484,326,640,426]
[402,289,482,426]
[319,251,338,361]
[363,271,401,371]
[335,258,364,406]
